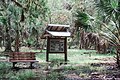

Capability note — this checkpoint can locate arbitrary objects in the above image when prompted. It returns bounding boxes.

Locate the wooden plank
[57,26,63,31]
[51,26,58,31]
[60,27,66,31]
[10,60,38,62]
[9,52,36,61]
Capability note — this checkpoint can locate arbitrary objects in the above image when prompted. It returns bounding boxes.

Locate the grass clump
[46,72,64,80]
[16,70,36,80]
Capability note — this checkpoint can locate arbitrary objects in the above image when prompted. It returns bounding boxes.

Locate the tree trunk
[15,29,19,52]
[35,34,39,49]
[4,28,12,52]
[4,10,12,52]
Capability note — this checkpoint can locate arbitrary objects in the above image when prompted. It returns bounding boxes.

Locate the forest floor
[0,47,120,80]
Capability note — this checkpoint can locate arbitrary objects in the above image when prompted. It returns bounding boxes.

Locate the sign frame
[46,37,67,61]
[49,38,65,53]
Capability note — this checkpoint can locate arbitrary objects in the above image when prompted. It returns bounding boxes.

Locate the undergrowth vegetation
[0,49,116,79]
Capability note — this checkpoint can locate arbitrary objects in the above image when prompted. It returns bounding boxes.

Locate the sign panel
[49,39,64,52]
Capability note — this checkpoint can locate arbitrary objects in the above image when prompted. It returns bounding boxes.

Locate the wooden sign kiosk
[41,24,71,62]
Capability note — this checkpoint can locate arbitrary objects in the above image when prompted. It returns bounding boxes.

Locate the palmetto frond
[96,0,120,45]
[74,10,91,31]
[96,0,120,20]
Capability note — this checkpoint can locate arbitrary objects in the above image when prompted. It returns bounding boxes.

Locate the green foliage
[63,65,77,70]
[0,0,50,50]
[16,70,35,80]
[9,76,19,80]
[110,0,119,9]
[75,11,89,25]
[46,72,63,80]
[96,0,120,45]
[74,10,91,31]
[0,62,11,70]
[26,37,35,46]
[0,62,11,78]
[50,11,72,24]
[31,27,38,36]
[0,16,7,25]
[96,0,120,21]
[0,63,36,80]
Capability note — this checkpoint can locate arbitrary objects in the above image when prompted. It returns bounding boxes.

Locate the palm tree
[73,9,93,49]
[96,0,120,67]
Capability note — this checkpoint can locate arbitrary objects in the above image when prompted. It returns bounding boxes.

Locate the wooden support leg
[64,53,68,65]
[64,37,67,62]
[46,37,49,62]
[13,62,17,68]
[46,53,49,62]
[30,62,34,69]
[65,53,67,62]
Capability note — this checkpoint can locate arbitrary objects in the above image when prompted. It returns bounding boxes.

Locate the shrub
[0,62,11,78]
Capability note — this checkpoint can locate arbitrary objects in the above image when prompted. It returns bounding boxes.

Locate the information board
[49,39,64,52]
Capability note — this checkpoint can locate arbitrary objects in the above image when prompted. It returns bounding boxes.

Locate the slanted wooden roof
[41,24,71,39]
[46,30,71,37]
[48,24,70,27]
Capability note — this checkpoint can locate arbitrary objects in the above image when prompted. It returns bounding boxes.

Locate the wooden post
[13,62,17,68]
[30,62,34,68]
[64,37,67,62]
[46,37,49,62]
